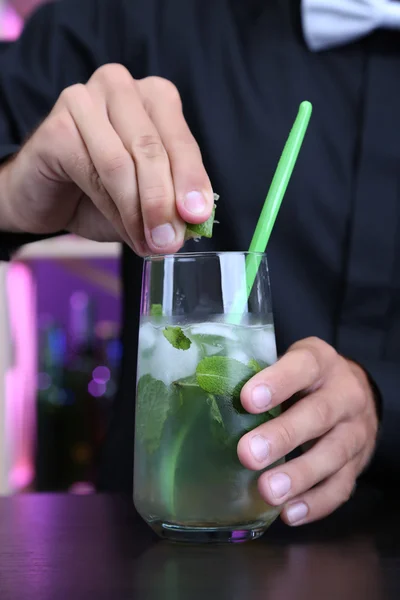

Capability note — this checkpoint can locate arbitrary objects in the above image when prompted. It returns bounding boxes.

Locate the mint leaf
[207,394,231,447]
[150,304,163,317]
[207,394,224,427]
[190,333,231,357]
[172,375,198,389]
[136,374,178,453]
[196,356,257,401]
[163,326,192,350]
[173,374,228,444]
[190,333,227,348]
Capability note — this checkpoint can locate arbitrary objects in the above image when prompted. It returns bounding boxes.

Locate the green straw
[228,101,313,323]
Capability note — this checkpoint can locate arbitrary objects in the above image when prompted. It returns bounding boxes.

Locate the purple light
[0,5,23,41]
[9,463,34,489]
[70,290,89,310]
[5,263,37,492]
[69,481,95,495]
[92,365,110,384]
[88,380,106,398]
[38,372,52,391]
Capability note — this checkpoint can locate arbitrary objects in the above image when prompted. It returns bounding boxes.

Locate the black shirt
[0,0,399,491]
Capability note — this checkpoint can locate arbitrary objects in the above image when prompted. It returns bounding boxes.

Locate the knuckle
[360,422,371,449]
[143,76,181,105]
[141,185,172,213]
[132,135,166,160]
[339,477,355,504]
[350,376,367,409]
[350,424,366,456]
[67,150,89,177]
[336,441,353,467]
[293,337,338,372]
[42,111,75,142]
[296,347,321,382]
[305,336,335,354]
[94,63,133,86]
[275,421,297,451]
[169,136,203,163]
[59,83,88,107]
[304,336,325,348]
[313,396,334,430]
[170,134,198,152]
[325,425,364,469]
[85,161,108,199]
[100,153,131,180]
[313,338,337,362]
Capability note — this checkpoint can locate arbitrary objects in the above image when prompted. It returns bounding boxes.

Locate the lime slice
[184,193,219,241]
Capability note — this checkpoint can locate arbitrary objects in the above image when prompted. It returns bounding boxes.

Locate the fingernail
[286,502,308,525]
[151,223,176,248]
[269,473,291,499]
[250,435,270,462]
[251,385,272,409]
[184,191,207,215]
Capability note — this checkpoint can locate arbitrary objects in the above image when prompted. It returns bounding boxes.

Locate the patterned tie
[301,0,400,51]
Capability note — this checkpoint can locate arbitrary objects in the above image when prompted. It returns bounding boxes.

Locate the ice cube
[190,322,238,341]
[137,355,151,380]
[138,322,157,352]
[249,327,277,365]
[149,330,199,385]
[202,343,224,356]
[229,349,251,365]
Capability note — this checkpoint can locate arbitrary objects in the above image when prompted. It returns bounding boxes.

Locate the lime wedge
[184,193,219,241]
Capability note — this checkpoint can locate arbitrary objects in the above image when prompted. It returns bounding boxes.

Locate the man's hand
[0,65,213,256]
[238,337,379,526]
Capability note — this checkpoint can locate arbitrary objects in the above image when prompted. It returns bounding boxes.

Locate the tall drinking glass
[134,252,283,543]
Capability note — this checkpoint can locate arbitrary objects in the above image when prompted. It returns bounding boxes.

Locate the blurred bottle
[92,320,122,447]
[62,291,99,491]
[35,316,68,491]
[36,292,122,493]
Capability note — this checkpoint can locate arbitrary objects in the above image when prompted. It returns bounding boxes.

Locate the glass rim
[143,250,266,262]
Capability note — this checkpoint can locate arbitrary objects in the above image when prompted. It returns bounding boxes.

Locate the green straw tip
[299,100,313,116]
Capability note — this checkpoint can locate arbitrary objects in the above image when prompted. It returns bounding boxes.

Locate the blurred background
[0,0,45,40]
[0,0,123,496]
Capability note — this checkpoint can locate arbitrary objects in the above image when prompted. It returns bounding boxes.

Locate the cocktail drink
[134,252,283,543]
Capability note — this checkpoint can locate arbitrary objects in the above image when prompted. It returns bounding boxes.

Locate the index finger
[240,337,338,413]
[140,77,214,224]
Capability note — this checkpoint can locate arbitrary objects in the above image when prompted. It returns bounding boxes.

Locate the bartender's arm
[0,0,381,527]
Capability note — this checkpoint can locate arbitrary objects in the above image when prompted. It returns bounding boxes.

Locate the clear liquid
[134,318,282,532]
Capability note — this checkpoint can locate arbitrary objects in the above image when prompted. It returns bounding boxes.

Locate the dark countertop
[0,484,398,600]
